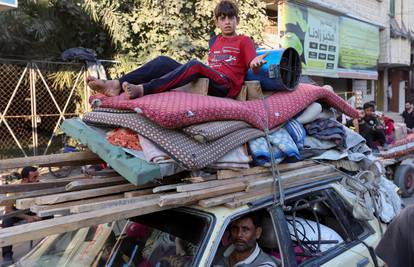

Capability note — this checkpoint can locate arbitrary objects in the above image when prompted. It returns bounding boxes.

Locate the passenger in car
[213,213,279,267]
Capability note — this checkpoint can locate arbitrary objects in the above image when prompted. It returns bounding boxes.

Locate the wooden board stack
[0,152,343,248]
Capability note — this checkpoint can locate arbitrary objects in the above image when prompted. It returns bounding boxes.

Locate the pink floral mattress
[90,83,358,130]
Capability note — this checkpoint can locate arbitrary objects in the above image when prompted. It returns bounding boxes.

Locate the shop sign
[338,17,379,79]
[278,2,379,79]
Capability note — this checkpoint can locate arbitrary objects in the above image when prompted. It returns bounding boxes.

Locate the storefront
[277,1,380,107]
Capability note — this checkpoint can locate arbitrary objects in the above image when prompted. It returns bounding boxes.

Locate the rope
[262,95,285,207]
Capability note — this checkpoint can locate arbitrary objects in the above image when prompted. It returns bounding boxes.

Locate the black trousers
[1,216,24,257]
[118,56,230,97]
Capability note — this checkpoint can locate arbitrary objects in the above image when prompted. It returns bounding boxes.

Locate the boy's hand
[250,53,268,74]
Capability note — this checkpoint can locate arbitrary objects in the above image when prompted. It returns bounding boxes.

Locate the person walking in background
[402,101,414,130]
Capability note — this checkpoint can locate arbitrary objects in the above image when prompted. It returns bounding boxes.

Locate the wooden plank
[176,172,271,193]
[152,183,186,193]
[225,190,272,209]
[31,194,125,213]
[0,198,169,248]
[70,194,162,214]
[223,173,337,209]
[41,174,91,182]
[124,188,155,198]
[35,184,139,205]
[198,191,250,208]
[87,169,118,177]
[199,170,340,208]
[33,194,125,218]
[245,167,336,192]
[0,151,103,170]
[217,161,315,179]
[176,165,331,193]
[159,182,246,207]
[181,175,217,183]
[0,181,70,193]
[1,187,67,207]
[65,177,127,191]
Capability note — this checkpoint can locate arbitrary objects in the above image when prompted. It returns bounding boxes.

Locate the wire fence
[0,59,89,159]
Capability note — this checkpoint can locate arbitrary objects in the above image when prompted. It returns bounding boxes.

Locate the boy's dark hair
[406,101,413,105]
[214,0,239,19]
[21,166,38,179]
[363,102,375,111]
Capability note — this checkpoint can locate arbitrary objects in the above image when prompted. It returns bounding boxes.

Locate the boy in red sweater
[87,0,266,99]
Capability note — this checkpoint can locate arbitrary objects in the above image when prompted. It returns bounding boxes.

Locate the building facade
[264,0,413,112]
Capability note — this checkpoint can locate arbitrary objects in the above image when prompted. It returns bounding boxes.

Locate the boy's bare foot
[87,76,121,97]
[122,82,144,99]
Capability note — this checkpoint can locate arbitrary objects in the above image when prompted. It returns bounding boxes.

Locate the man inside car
[213,213,279,267]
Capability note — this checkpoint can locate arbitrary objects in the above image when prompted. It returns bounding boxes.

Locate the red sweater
[208,35,256,97]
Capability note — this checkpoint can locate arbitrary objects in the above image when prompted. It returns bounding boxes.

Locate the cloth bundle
[248,128,300,166]
[304,119,346,149]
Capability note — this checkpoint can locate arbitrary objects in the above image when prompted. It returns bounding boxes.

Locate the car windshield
[16,209,211,267]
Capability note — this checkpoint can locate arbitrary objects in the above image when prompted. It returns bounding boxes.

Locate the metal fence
[0,59,89,159]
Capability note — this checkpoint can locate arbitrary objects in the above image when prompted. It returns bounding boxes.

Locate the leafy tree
[0,0,113,59]
[1,0,267,66]
[82,0,267,67]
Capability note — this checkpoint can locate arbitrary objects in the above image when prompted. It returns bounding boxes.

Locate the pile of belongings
[82,82,401,223]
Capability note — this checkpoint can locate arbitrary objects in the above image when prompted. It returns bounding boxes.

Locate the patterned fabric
[89,83,358,130]
[285,119,306,149]
[248,128,300,166]
[106,128,142,151]
[182,121,250,142]
[380,141,414,159]
[304,119,346,148]
[83,110,263,170]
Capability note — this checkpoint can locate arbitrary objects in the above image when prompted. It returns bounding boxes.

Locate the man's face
[405,103,412,111]
[364,107,374,117]
[230,217,261,253]
[215,15,239,37]
[23,170,39,183]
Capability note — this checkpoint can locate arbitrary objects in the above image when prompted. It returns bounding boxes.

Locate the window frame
[130,207,216,267]
[290,188,374,267]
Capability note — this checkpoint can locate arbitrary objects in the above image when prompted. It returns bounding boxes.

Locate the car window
[17,209,211,267]
[108,208,212,267]
[281,189,369,266]
[17,222,117,267]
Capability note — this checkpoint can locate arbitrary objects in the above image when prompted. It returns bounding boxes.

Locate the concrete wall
[302,0,387,26]
[390,38,411,65]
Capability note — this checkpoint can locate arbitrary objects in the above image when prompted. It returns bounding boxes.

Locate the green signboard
[337,17,379,78]
[278,2,379,79]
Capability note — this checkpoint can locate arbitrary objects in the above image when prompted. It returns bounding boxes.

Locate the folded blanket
[305,119,346,148]
[182,121,250,143]
[83,110,263,170]
[138,135,173,163]
[249,128,300,166]
[285,119,306,149]
[89,83,358,130]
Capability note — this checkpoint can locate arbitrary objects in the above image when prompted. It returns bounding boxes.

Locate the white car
[15,177,385,267]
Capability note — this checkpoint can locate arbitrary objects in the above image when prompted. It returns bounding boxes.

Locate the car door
[317,189,381,267]
[268,188,383,267]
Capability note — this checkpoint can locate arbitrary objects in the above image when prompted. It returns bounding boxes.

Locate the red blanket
[90,83,358,130]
